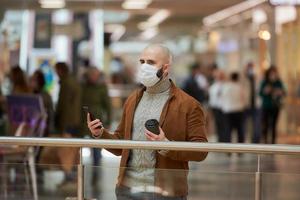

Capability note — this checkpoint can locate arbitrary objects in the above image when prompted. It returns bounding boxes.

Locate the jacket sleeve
[96,99,128,156]
[163,104,208,162]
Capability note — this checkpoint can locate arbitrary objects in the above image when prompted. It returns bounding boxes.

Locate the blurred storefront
[1,0,300,137]
[202,1,274,73]
[202,1,300,136]
[277,7,300,136]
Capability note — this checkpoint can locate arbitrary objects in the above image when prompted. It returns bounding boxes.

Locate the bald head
[142,44,172,65]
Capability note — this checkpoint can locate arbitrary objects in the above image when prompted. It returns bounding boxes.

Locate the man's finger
[88,119,101,127]
[145,133,152,141]
[158,127,163,135]
[145,132,157,141]
[145,130,158,139]
[89,122,100,130]
[91,122,102,129]
[87,113,91,123]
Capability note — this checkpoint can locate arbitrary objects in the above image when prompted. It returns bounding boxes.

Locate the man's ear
[163,64,169,77]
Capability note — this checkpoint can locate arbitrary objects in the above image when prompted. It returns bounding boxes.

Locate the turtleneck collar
[145,77,171,94]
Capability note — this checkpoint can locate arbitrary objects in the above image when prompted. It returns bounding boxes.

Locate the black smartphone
[83,106,102,129]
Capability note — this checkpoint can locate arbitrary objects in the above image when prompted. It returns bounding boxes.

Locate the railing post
[255,154,262,200]
[77,147,84,200]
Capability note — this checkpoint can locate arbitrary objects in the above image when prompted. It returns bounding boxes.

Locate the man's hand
[145,127,166,141]
[87,113,103,138]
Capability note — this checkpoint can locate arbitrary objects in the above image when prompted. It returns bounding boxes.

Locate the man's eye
[140,60,145,64]
[147,61,155,65]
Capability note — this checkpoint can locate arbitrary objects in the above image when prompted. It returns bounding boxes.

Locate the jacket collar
[136,79,176,101]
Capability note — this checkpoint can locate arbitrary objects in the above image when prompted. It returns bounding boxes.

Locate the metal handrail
[0,136,300,155]
[1,136,299,200]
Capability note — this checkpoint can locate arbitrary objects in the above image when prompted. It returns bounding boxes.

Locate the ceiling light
[122,0,152,10]
[39,0,66,9]
[203,0,267,26]
[138,21,150,30]
[105,24,126,41]
[138,9,170,30]
[140,27,158,40]
[148,9,170,26]
[258,30,271,40]
[270,0,300,5]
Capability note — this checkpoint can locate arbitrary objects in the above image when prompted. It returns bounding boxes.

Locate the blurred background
[0,0,300,199]
[1,0,300,138]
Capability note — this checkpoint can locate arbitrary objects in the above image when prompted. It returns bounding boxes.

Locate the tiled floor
[1,149,300,200]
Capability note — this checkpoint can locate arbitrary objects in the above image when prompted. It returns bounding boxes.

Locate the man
[55,62,82,184]
[55,62,82,136]
[182,62,208,104]
[208,69,225,142]
[244,62,261,143]
[88,44,208,200]
[221,72,246,144]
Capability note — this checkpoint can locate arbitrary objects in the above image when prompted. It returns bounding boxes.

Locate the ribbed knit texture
[123,78,171,189]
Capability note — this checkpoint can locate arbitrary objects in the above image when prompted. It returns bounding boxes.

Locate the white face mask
[137,63,162,87]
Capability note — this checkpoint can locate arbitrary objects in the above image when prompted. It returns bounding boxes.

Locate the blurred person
[207,62,218,85]
[54,62,82,184]
[77,59,90,82]
[244,62,261,143]
[9,65,30,94]
[88,44,208,200]
[182,62,208,104]
[55,62,82,135]
[209,69,226,142]
[221,72,247,144]
[29,70,54,136]
[110,57,133,84]
[81,67,111,182]
[29,70,54,164]
[0,86,5,136]
[259,66,285,144]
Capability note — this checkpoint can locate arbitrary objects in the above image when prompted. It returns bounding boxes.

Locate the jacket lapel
[126,87,145,139]
[159,80,176,127]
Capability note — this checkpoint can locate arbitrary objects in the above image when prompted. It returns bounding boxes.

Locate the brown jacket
[100,80,208,196]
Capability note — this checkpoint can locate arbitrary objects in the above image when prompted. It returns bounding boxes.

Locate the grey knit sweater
[123,78,171,190]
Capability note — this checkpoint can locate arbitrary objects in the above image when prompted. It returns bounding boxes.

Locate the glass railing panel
[259,154,300,200]
[83,151,257,200]
[261,172,300,200]
[260,154,300,174]
[0,163,77,200]
[1,148,299,199]
[83,166,255,200]
[0,162,32,199]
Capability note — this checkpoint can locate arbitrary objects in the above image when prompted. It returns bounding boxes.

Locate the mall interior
[0,0,300,200]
